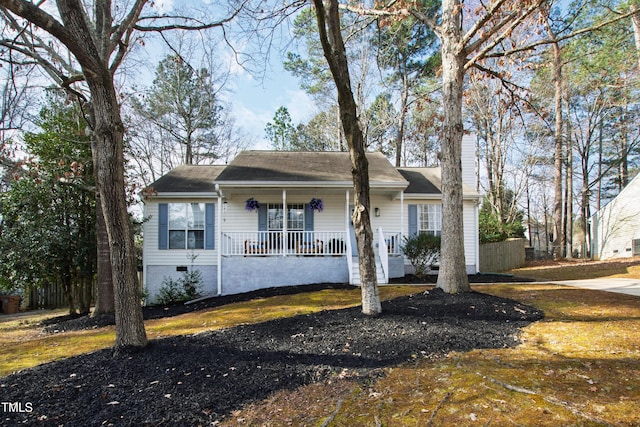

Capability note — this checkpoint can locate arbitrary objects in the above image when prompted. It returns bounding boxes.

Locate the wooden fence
[26,272,143,310]
[479,238,526,272]
[27,283,69,309]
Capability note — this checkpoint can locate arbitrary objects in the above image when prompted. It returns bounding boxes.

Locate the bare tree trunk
[437,0,470,293]
[631,4,640,70]
[50,0,148,350]
[526,182,532,247]
[313,0,381,314]
[597,119,603,211]
[549,35,565,259]
[62,269,77,316]
[87,75,147,349]
[92,195,115,316]
[565,131,573,258]
[619,97,629,188]
[395,70,409,167]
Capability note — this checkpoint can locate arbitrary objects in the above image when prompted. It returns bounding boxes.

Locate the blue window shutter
[205,203,215,249]
[304,204,314,231]
[158,203,168,250]
[257,204,268,243]
[408,204,418,237]
[257,204,267,244]
[258,204,267,231]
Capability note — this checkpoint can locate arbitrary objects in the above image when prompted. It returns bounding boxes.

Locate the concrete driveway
[551,278,640,297]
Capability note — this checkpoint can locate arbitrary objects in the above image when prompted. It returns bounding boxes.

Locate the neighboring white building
[141,136,481,304]
[590,172,640,260]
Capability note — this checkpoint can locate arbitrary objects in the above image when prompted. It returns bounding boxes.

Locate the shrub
[403,233,441,278]
[156,269,203,305]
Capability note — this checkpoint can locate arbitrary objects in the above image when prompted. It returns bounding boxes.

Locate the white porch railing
[222,231,348,256]
[380,231,403,255]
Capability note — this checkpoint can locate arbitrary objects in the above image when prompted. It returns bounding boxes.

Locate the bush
[479,198,525,244]
[403,233,441,278]
[156,269,203,305]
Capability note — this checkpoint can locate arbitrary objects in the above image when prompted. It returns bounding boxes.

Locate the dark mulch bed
[1,279,543,427]
[43,273,534,333]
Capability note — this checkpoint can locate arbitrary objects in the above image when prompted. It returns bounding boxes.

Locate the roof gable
[397,168,441,194]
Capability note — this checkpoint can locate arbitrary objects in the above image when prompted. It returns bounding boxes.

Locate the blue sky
[227,63,315,150]
[148,0,315,150]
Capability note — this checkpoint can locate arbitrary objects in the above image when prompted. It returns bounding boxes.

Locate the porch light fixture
[375,207,380,217]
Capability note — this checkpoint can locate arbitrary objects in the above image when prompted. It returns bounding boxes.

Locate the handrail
[378,227,388,284]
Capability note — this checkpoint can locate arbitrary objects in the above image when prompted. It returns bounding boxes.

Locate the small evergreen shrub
[156,268,203,305]
[403,233,441,278]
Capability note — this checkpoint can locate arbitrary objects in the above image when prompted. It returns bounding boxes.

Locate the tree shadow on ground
[2,289,543,426]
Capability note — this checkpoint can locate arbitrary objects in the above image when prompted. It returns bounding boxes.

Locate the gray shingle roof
[397,168,441,194]
[215,151,407,185]
[147,165,226,193]
[398,167,480,197]
[145,152,479,196]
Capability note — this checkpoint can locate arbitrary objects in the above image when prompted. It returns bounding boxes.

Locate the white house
[141,136,481,304]
[590,172,640,260]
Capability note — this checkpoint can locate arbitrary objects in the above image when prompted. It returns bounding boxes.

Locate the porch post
[282,189,287,257]
[216,186,223,295]
[345,190,350,231]
[400,191,404,240]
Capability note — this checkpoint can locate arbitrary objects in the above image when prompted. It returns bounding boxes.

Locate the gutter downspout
[215,184,223,295]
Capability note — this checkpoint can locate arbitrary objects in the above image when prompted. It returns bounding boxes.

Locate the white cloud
[283,89,314,123]
[152,0,175,13]
[229,102,272,150]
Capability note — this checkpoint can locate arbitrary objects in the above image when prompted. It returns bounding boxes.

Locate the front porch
[221,230,403,257]
[219,229,405,289]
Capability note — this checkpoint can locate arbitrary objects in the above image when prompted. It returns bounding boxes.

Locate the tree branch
[134,2,246,33]
[464,0,543,70]
[0,0,93,68]
[481,7,639,61]
[461,0,509,48]
[110,0,146,51]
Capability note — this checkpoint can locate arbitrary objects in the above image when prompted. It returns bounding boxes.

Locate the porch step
[350,257,387,285]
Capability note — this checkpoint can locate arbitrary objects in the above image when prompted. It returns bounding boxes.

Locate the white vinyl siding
[591,173,640,260]
[463,202,478,269]
[143,200,218,267]
[402,199,479,273]
[225,194,347,232]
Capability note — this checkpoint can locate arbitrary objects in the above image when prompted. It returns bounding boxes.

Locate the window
[168,203,205,249]
[267,204,304,230]
[633,239,640,256]
[288,204,305,230]
[419,204,442,236]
